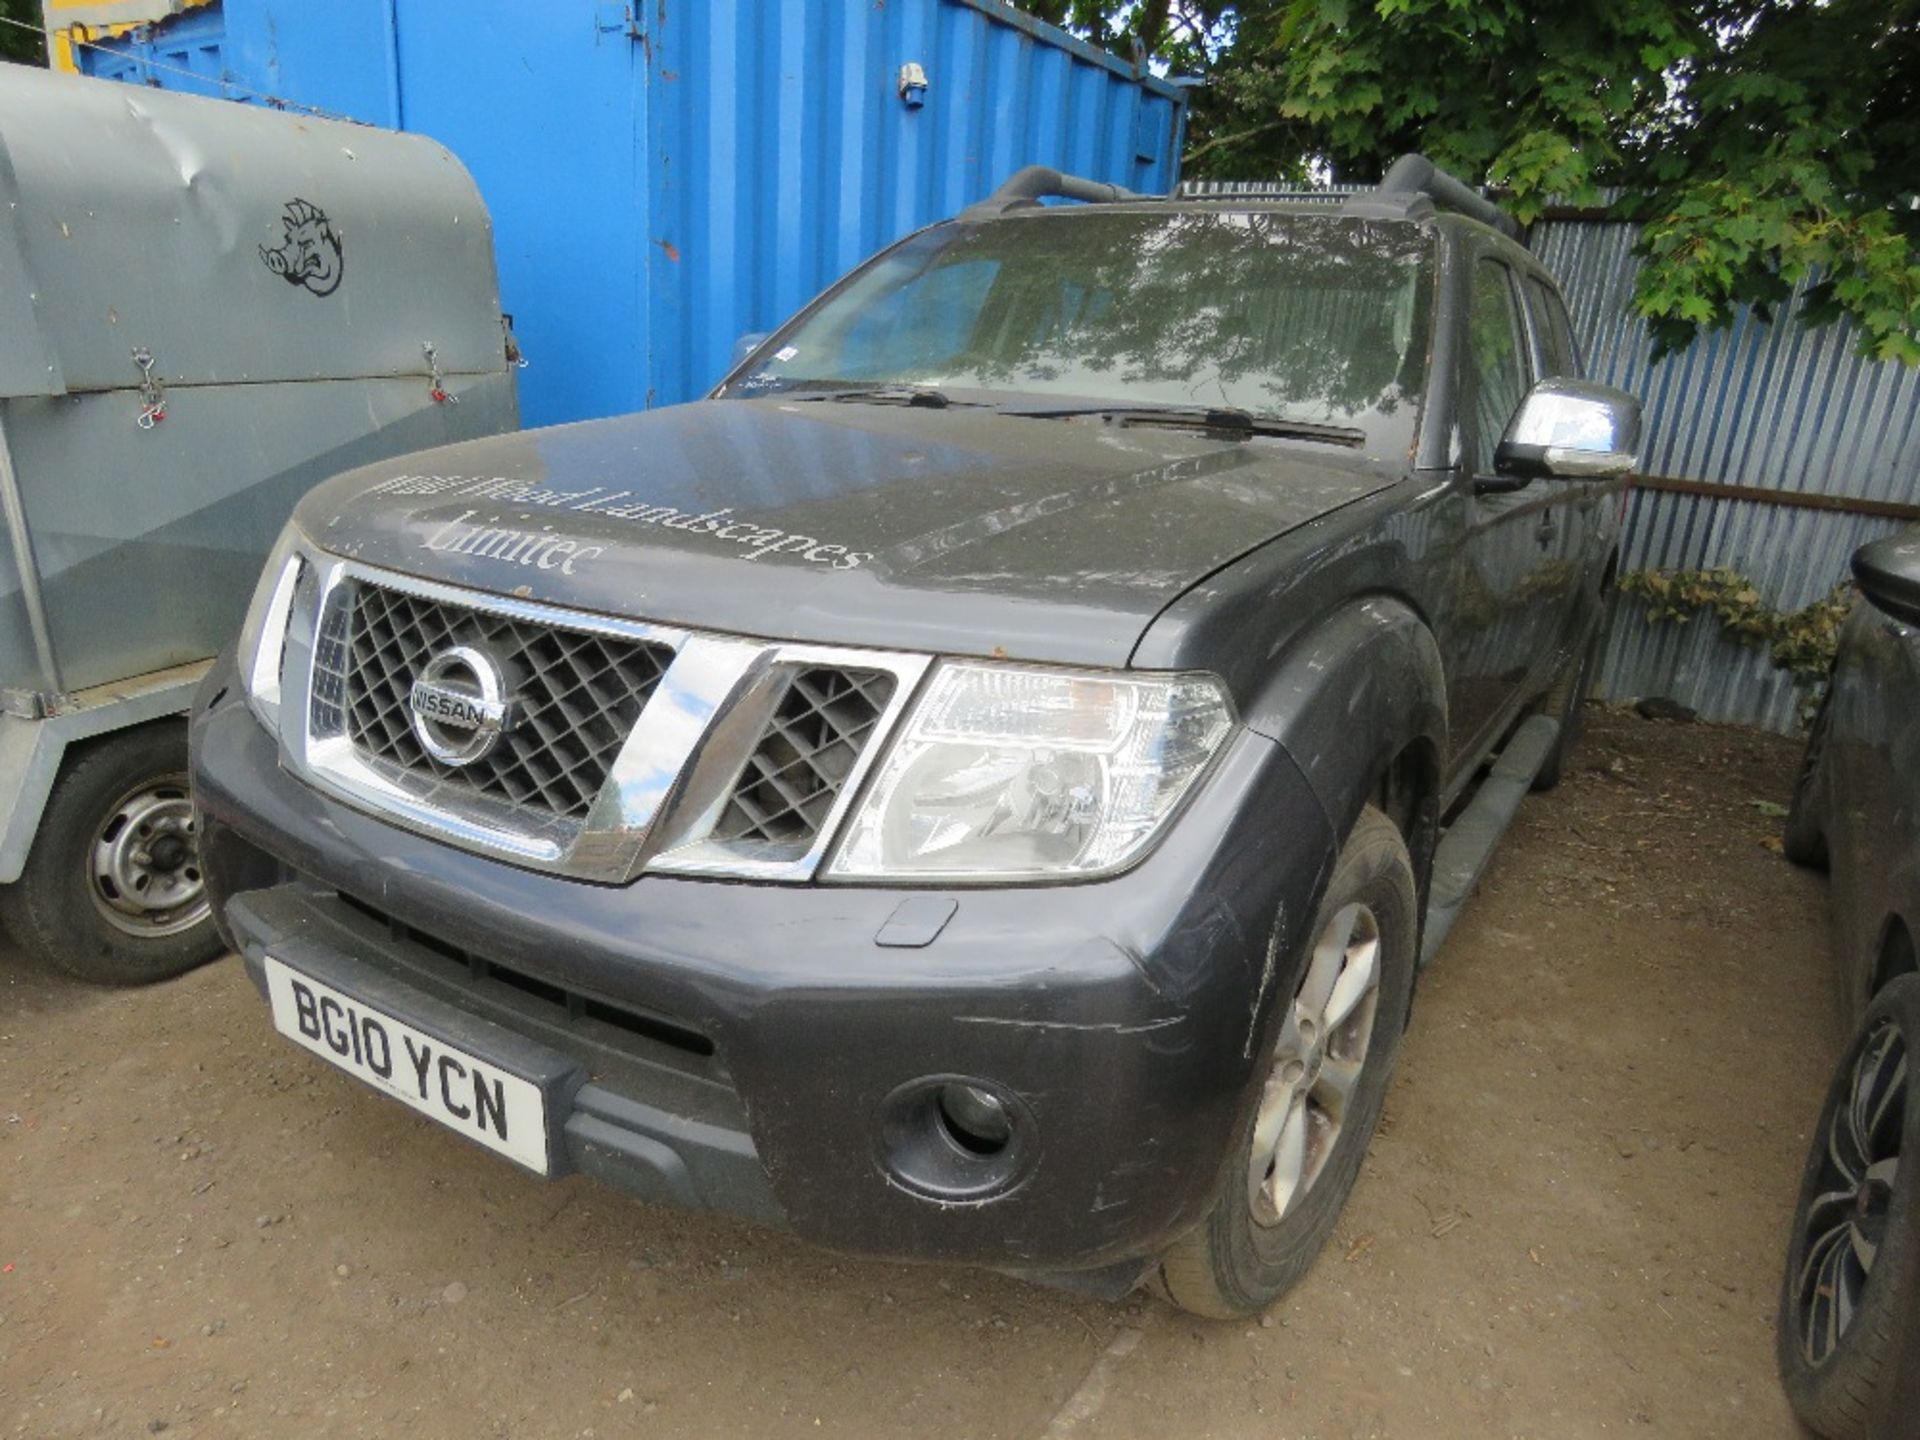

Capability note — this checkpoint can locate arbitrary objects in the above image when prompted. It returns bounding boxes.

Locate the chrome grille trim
[714,667,898,846]
[642,643,928,882]
[341,582,674,819]
[275,554,929,883]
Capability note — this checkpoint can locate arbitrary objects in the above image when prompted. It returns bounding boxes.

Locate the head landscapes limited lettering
[422,512,605,575]
[381,473,873,571]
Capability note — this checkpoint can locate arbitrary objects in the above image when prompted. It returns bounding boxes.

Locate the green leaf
[1169,0,1920,367]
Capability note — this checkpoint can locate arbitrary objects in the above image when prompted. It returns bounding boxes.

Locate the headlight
[236,524,305,731]
[827,662,1234,881]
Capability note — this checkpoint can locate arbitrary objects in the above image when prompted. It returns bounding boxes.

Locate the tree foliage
[0,0,48,67]
[1616,565,1856,703]
[1026,0,1920,364]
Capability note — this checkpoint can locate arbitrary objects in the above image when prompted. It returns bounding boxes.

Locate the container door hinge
[1,686,66,720]
[595,5,644,41]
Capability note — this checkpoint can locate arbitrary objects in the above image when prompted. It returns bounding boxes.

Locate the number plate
[264,956,551,1174]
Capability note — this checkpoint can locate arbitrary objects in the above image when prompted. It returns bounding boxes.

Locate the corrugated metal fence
[1532,213,1920,732]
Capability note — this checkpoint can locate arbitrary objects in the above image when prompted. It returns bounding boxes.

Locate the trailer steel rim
[89,773,209,938]
[1248,901,1382,1226]
[1796,1018,1906,1366]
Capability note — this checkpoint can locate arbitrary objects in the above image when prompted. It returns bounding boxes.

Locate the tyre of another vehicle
[0,722,224,985]
[1777,974,1920,1439]
[1155,804,1418,1317]
[1784,689,1833,869]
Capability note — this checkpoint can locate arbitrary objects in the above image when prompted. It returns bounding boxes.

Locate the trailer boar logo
[259,198,344,297]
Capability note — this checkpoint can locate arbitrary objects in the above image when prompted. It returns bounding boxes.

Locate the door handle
[1535,515,1558,548]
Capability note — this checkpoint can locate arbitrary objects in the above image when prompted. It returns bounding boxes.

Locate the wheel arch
[1240,594,1448,892]
[0,677,204,886]
[1374,733,1442,910]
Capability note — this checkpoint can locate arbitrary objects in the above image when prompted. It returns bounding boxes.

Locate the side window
[1524,276,1578,377]
[1466,260,1532,475]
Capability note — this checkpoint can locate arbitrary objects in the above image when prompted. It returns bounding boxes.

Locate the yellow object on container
[38,0,214,73]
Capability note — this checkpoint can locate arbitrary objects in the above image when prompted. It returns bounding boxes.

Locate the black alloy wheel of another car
[1778,975,1920,1439]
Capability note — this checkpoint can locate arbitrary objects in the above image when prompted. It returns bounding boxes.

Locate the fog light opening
[878,1076,1032,1200]
[937,1083,1013,1156]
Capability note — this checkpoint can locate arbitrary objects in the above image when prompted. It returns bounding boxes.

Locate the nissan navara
[189,158,1640,1316]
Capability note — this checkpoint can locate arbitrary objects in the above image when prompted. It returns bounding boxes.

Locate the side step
[1419,713,1560,968]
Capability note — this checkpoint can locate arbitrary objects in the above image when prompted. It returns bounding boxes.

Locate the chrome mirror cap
[1495,378,1641,480]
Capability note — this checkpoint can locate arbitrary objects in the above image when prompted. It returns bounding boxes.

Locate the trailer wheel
[0,722,222,985]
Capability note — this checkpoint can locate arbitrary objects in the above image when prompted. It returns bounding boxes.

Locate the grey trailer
[0,63,517,982]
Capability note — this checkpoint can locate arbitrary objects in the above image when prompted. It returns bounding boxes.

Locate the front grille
[715,666,897,845]
[289,563,925,881]
[334,582,674,820]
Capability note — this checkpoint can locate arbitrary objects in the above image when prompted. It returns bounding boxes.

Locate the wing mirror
[1852,532,1920,627]
[730,331,771,368]
[1491,378,1641,486]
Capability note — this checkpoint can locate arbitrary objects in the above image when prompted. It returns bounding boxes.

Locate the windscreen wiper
[1012,403,1366,447]
[780,385,963,409]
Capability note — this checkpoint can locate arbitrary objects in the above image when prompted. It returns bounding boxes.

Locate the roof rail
[959,165,1146,221]
[1341,154,1521,240]
[1176,179,1352,204]
[961,156,1521,240]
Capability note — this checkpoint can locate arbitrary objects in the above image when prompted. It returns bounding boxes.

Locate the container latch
[423,341,457,405]
[131,347,167,429]
[501,313,528,369]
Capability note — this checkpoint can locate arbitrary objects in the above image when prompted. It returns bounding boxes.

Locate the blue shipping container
[78,0,1189,427]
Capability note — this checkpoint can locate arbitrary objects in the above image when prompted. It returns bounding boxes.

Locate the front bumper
[191,657,1337,1280]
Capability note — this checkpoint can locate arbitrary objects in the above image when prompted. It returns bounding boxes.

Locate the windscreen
[728,210,1433,433]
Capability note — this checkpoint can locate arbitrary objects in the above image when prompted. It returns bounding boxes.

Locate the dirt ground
[0,707,1838,1439]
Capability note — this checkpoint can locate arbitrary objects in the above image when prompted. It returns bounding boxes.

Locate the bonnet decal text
[421,512,604,574]
[379,474,872,571]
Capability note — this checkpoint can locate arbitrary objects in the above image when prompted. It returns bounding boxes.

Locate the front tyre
[0,723,222,985]
[1155,805,1418,1318]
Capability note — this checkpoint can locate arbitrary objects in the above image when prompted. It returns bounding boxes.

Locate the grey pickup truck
[189,157,1639,1316]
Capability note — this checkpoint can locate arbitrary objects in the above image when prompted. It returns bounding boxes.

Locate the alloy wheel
[1796,1019,1906,1365]
[1247,902,1383,1226]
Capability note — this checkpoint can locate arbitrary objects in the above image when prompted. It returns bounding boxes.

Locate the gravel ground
[0,706,1835,1438]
